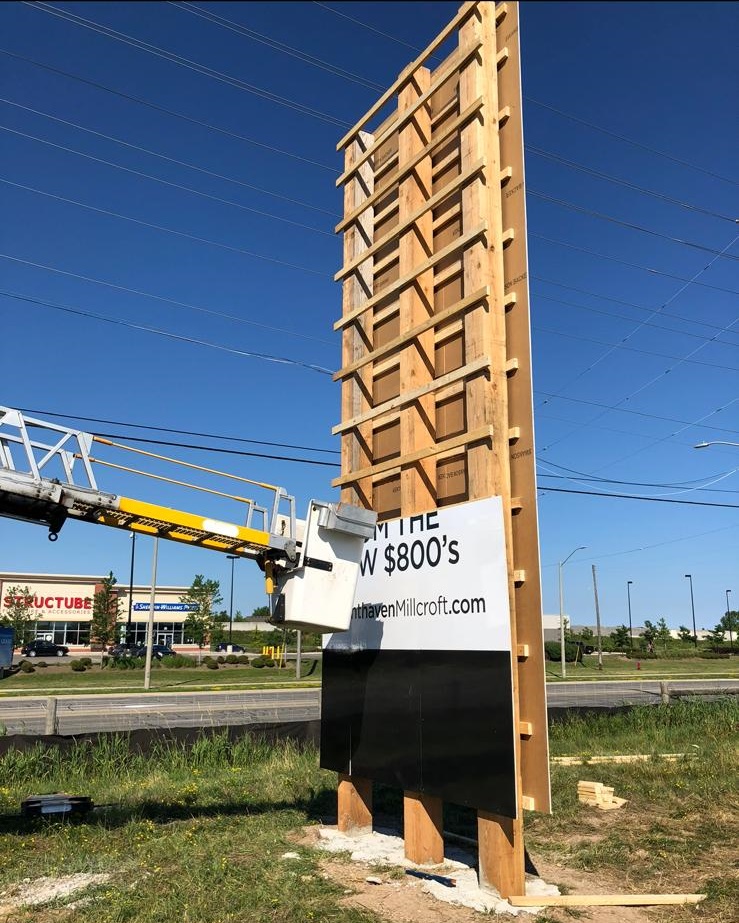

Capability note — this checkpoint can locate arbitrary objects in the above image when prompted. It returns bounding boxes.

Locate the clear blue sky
[1,2,737,631]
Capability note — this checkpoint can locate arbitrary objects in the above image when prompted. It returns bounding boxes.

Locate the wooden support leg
[477,811,525,899]
[404,792,444,865]
[338,774,373,834]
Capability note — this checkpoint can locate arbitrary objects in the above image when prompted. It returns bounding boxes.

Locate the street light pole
[627,580,634,651]
[727,589,734,651]
[558,546,586,680]
[226,555,238,645]
[685,574,697,648]
[127,532,136,645]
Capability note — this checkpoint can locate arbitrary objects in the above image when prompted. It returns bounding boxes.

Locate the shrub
[71,661,87,672]
[544,641,579,662]
[170,654,195,668]
[237,654,249,664]
[202,656,214,665]
[20,662,35,673]
[206,661,219,670]
[225,654,238,664]
[251,656,265,669]
[263,657,275,668]
[80,657,93,668]
[36,661,48,668]
[216,655,226,664]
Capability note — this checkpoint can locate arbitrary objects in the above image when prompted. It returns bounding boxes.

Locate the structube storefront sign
[321,496,518,817]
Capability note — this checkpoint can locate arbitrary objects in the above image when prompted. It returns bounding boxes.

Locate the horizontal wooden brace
[521,795,535,811]
[517,644,530,659]
[498,106,511,125]
[337,42,482,188]
[335,225,486,330]
[334,287,489,380]
[508,426,521,443]
[337,1,479,151]
[505,291,517,310]
[502,228,515,247]
[514,569,526,585]
[332,425,494,488]
[509,895,707,909]
[333,356,491,435]
[335,159,485,281]
[519,721,533,737]
[500,166,513,184]
[496,46,509,68]
[510,496,523,512]
[496,3,509,23]
[336,97,484,231]
[505,358,519,376]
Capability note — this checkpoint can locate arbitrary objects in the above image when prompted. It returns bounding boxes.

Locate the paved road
[0,678,736,735]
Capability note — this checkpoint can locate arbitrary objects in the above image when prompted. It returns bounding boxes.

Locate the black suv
[21,639,69,658]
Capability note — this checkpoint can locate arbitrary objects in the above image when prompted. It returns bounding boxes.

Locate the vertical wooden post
[460,2,525,898]
[337,131,376,835]
[45,696,58,735]
[396,65,444,867]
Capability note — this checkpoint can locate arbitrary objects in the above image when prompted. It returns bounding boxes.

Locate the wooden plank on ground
[508,894,707,908]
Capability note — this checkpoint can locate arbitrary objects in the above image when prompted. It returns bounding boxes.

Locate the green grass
[545,653,739,682]
[0,699,735,922]
[0,661,322,696]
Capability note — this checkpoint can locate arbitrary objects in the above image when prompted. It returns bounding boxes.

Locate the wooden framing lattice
[332,0,548,898]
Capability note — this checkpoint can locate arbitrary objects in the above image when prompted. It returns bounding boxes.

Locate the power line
[93,432,340,468]
[0,177,332,277]
[0,124,334,237]
[533,276,739,337]
[0,49,337,173]
[533,290,739,347]
[25,1,351,129]
[533,324,739,373]
[526,96,738,187]
[539,457,736,489]
[0,96,338,216]
[18,406,340,455]
[312,1,422,53]
[529,190,739,262]
[170,2,385,92]
[0,252,334,346]
[538,486,739,509]
[0,290,334,375]
[530,234,739,296]
[535,391,739,438]
[537,473,738,497]
[526,145,737,224]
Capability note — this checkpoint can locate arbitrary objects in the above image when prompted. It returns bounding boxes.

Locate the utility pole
[143,537,159,692]
[685,574,698,648]
[558,546,586,680]
[126,532,136,645]
[591,564,603,671]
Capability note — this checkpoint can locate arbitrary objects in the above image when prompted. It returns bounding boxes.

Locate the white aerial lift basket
[270,500,376,633]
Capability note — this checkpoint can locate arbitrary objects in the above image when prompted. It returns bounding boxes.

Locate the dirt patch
[299,826,663,922]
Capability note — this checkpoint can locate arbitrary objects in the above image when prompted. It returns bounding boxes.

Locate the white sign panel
[326,496,511,652]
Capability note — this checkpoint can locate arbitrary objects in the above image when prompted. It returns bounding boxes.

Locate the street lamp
[126,532,136,645]
[226,555,238,645]
[726,589,733,653]
[558,546,586,680]
[694,441,739,449]
[685,574,698,648]
[626,580,634,651]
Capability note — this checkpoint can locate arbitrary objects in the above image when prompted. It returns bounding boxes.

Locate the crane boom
[0,406,375,633]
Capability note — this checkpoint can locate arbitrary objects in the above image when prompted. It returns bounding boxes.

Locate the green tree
[1,586,35,648]
[706,623,725,646]
[579,626,594,641]
[641,619,658,651]
[251,605,270,620]
[655,617,672,654]
[90,572,121,648]
[719,610,738,648]
[611,624,630,650]
[182,576,222,655]
[677,625,693,643]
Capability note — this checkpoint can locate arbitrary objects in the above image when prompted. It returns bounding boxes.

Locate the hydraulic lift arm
[0,406,375,633]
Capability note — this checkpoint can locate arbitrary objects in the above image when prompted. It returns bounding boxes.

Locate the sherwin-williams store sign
[322,496,517,817]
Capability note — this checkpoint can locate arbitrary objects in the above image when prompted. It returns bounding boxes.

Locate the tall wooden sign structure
[330,1,548,897]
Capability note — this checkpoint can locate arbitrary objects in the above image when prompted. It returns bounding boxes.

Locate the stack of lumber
[577,780,627,810]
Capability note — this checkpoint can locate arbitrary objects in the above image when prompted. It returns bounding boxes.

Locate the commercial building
[0,572,195,651]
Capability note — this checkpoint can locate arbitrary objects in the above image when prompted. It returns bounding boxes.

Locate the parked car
[215,643,245,653]
[131,644,176,661]
[21,639,68,658]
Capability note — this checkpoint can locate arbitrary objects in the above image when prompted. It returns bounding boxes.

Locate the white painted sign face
[326,496,511,652]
